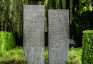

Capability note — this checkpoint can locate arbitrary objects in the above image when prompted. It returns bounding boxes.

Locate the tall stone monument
[23,5,45,64]
[48,9,69,64]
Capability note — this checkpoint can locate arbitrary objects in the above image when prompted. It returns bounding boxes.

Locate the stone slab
[23,5,45,64]
[48,9,69,64]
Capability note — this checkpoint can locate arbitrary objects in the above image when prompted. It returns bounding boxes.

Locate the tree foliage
[9,0,28,36]
[0,0,28,37]
[0,0,9,31]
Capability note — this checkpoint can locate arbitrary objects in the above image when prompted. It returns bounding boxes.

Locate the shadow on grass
[0,60,27,64]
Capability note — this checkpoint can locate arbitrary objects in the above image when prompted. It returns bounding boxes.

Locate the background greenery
[0,0,93,46]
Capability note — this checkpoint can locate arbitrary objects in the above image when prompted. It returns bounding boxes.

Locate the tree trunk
[62,0,66,9]
[79,0,81,11]
[48,0,63,9]
[70,0,73,24]
[44,0,48,32]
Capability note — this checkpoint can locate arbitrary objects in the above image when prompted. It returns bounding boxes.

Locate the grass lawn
[67,47,82,64]
[0,46,82,64]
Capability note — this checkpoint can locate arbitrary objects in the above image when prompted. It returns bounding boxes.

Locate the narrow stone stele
[23,5,45,64]
[48,9,69,64]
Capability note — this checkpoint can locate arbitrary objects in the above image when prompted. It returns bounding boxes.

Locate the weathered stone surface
[23,5,45,64]
[48,9,69,64]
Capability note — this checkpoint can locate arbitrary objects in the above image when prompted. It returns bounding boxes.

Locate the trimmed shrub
[0,31,15,52]
[82,30,93,64]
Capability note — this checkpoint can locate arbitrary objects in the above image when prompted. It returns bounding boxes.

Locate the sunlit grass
[67,47,82,64]
[0,46,26,64]
[0,46,82,64]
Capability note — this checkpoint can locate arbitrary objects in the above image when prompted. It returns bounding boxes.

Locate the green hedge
[0,31,15,52]
[82,30,93,64]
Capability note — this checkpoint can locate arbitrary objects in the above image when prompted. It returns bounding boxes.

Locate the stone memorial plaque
[23,5,45,64]
[48,9,69,64]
